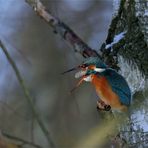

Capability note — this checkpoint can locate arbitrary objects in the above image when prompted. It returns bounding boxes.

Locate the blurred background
[0,0,148,148]
[0,0,148,147]
[0,0,113,147]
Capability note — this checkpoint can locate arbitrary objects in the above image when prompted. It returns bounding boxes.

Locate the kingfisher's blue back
[99,68,131,106]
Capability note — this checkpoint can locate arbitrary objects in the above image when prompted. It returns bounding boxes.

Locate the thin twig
[1,131,42,148]
[25,0,100,58]
[0,40,55,148]
[0,100,28,120]
[31,98,35,143]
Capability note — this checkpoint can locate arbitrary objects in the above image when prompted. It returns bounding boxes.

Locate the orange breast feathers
[91,75,127,110]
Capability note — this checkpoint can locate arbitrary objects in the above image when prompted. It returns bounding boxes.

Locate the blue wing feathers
[101,69,131,106]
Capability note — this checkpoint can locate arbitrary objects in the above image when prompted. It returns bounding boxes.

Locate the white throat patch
[75,70,86,79]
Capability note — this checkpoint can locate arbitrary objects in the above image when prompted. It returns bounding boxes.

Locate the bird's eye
[80,64,87,68]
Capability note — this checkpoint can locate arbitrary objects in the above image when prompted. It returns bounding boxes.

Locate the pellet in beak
[75,70,87,79]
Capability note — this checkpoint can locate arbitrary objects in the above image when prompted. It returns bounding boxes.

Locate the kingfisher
[62,57,131,112]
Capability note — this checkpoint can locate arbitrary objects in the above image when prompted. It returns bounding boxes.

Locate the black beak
[61,66,79,75]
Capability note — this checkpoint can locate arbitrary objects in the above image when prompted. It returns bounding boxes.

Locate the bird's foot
[97,100,111,111]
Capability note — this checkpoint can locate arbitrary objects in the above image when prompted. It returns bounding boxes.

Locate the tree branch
[0,40,55,148]
[25,0,100,58]
[105,0,126,44]
[101,0,148,76]
[1,131,42,148]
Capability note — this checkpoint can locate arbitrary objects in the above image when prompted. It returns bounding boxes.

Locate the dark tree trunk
[101,0,148,77]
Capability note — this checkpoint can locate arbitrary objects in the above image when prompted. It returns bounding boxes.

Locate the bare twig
[1,131,42,148]
[25,0,100,58]
[0,40,55,148]
[0,100,28,120]
[30,98,35,143]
